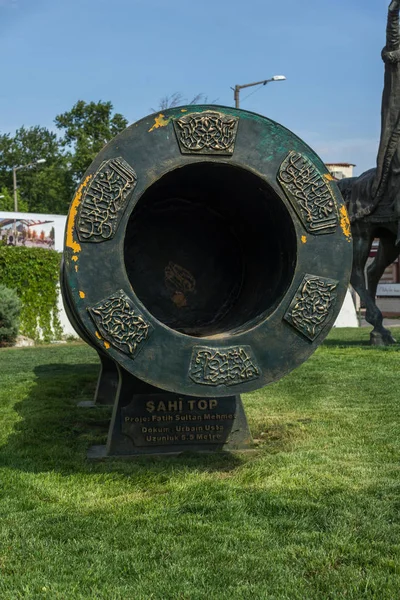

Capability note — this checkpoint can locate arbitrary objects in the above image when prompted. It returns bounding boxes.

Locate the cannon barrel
[61,106,352,457]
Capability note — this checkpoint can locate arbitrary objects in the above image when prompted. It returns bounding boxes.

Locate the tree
[0,284,21,346]
[151,93,217,112]
[0,100,129,215]
[0,126,74,214]
[55,100,128,181]
[0,186,28,212]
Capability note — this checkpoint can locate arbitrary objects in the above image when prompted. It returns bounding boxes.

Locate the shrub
[0,247,62,341]
[0,284,21,346]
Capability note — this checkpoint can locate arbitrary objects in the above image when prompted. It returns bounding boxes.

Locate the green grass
[0,329,399,599]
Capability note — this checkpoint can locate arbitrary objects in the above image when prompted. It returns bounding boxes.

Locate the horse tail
[337,177,355,209]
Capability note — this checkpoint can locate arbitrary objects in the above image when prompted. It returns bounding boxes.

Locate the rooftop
[325,162,356,167]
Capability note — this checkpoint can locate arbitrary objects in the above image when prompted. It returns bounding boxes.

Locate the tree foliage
[55,100,128,181]
[0,96,210,215]
[0,186,28,212]
[0,100,128,214]
[0,126,74,214]
[151,92,214,112]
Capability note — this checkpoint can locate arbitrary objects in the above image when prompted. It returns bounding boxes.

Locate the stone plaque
[98,390,253,457]
[121,395,236,447]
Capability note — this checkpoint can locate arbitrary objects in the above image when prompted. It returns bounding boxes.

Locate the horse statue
[338,170,398,345]
[337,0,400,345]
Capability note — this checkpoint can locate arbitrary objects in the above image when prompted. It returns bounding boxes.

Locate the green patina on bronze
[61,105,352,458]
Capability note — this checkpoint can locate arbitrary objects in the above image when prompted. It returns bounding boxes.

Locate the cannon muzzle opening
[124,161,297,337]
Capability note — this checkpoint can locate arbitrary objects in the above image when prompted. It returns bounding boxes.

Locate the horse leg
[367,234,398,297]
[350,227,394,345]
[366,235,398,344]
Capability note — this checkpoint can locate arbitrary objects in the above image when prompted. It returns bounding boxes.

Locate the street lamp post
[12,158,46,213]
[12,167,18,213]
[233,75,286,108]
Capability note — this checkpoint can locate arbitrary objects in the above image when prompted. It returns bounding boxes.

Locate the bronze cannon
[61,105,352,457]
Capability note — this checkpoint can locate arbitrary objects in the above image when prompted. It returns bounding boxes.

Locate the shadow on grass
[322,338,371,348]
[323,338,400,350]
[0,363,244,477]
[323,328,400,349]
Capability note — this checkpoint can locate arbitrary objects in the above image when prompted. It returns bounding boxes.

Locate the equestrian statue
[338,0,400,345]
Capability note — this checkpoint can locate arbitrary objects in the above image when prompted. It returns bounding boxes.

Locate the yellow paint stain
[301,235,307,244]
[148,113,170,132]
[181,109,187,112]
[79,290,85,299]
[66,175,92,253]
[94,329,110,349]
[324,173,335,181]
[72,255,78,262]
[340,205,352,241]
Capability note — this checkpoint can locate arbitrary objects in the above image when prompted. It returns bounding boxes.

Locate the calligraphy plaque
[284,275,339,341]
[173,111,239,155]
[77,157,137,242]
[189,346,260,386]
[278,151,338,234]
[88,290,153,357]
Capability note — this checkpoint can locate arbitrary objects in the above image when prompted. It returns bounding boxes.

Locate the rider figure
[373,0,400,243]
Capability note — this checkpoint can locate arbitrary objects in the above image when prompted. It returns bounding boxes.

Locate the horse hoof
[370,331,396,346]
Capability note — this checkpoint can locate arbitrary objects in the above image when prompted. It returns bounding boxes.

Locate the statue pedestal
[88,369,253,458]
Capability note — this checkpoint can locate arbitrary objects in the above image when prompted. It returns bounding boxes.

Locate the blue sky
[0,0,391,174]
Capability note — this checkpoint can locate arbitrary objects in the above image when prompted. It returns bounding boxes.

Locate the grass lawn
[0,328,399,599]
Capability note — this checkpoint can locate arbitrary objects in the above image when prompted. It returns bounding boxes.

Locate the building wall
[326,164,355,179]
[368,241,400,316]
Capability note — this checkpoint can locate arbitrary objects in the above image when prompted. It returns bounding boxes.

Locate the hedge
[0,246,62,341]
